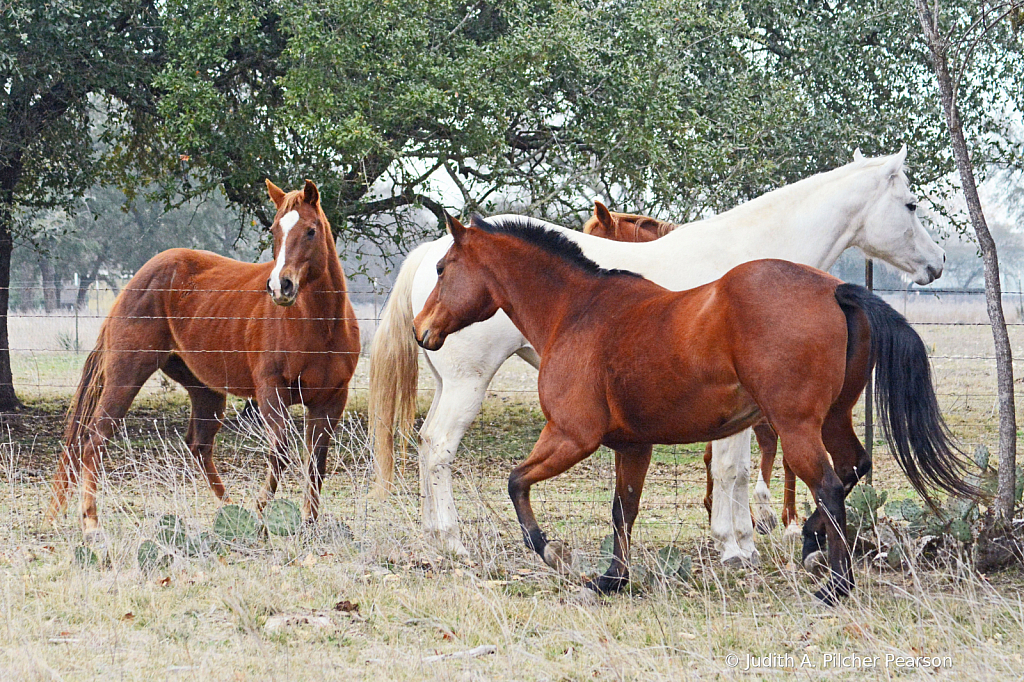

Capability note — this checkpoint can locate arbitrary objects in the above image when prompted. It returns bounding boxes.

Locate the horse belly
[608,371,762,445]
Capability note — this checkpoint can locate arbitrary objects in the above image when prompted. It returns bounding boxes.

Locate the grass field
[1,301,1023,680]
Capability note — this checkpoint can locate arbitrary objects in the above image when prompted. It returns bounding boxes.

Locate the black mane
[470,215,643,279]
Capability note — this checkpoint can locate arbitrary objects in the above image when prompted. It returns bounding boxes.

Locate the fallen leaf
[120,612,135,622]
[334,600,359,613]
[300,553,317,568]
[158,577,172,587]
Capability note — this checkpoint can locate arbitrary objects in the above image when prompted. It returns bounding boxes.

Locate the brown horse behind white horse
[583,200,792,534]
[46,180,361,538]
[414,214,979,604]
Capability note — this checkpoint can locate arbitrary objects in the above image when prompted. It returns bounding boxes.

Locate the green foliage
[154,0,974,267]
[263,499,302,537]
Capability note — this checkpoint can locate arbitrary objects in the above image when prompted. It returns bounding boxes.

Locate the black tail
[834,283,982,507]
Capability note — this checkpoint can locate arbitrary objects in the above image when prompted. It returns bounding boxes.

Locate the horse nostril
[281,277,295,298]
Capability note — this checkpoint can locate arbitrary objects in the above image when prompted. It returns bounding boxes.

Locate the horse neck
[303,230,351,326]
[478,243,608,351]
[669,164,880,270]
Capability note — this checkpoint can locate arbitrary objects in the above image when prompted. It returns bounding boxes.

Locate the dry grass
[0,303,1022,680]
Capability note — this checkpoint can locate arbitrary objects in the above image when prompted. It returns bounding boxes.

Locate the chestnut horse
[583,201,792,534]
[414,215,977,604]
[46,180,361,538]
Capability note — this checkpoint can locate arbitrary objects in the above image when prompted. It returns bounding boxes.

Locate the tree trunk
[38,255,59,312]
[0,158,24,411]
[916,0,1017,520]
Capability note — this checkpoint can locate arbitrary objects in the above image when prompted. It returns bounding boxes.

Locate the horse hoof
[567,586,601,605]
[367,484,392,501]
[542,541,572,572]
[584,574,628,595]
[782,522,802,544]
[803,550,829,578]
[813,586,841,606]
[753,511,778,535]
[83,528,106,548]
[443,537,470,558]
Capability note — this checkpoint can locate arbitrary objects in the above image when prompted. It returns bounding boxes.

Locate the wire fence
[2,273,1020,553]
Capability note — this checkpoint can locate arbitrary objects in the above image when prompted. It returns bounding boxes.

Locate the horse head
[264,179,333,306]
[583,201,672,243]
[852,146,945,285]
[414,213,501,351]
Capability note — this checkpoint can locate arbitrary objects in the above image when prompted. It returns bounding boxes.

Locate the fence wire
[2,279,1018,551]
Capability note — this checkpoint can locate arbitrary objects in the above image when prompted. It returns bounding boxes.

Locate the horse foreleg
[709,430,758,567]
[303,397,344,522]
[163,356,230,503]
[508,424,595,572]
[751,421,779,535]
[256,390,291,513]
[589,444,652,594]
[418,344,505,556]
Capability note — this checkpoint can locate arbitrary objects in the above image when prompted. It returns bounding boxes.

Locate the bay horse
[370,147,947,564]
[45,180,361,538]
[413,214,977,604]
[584,201,792,536]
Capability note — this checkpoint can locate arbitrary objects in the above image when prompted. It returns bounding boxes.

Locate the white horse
[368,147,945,564]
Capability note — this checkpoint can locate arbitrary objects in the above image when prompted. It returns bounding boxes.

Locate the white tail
[368,241,433,497]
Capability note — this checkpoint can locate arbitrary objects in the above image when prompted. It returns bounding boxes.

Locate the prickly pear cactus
[156,514,188,549]
[213,504,260,542]
[263,499,302,536]
[138,539,172,572]
[74,545,99,568]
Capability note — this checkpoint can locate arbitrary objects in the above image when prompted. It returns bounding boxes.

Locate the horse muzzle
[415,325,446,351]
[266,276,298,307]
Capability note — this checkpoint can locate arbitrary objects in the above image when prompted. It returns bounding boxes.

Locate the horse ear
[853,148,864,162]
[446,212,468,245]
[303,179,320,206]
[882,144,908,177]
[594,201,613,227]
[266,179,286,208]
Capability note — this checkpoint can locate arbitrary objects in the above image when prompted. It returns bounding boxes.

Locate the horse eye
[307,227,316,237]
[906,202,917,212]
[436,263,445,276]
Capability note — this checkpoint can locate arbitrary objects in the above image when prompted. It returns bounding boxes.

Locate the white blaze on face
[269,210,299,296]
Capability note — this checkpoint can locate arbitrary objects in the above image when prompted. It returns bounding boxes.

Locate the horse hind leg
[588,444,652,594]
[45,446,80,525]
[801,406,871,561]
[776,424,852,605]
[79,359,162,537]
[751,421,779,535]
[709,429,758,567]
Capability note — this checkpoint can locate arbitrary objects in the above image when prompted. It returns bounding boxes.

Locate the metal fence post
[864,258,873,484]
